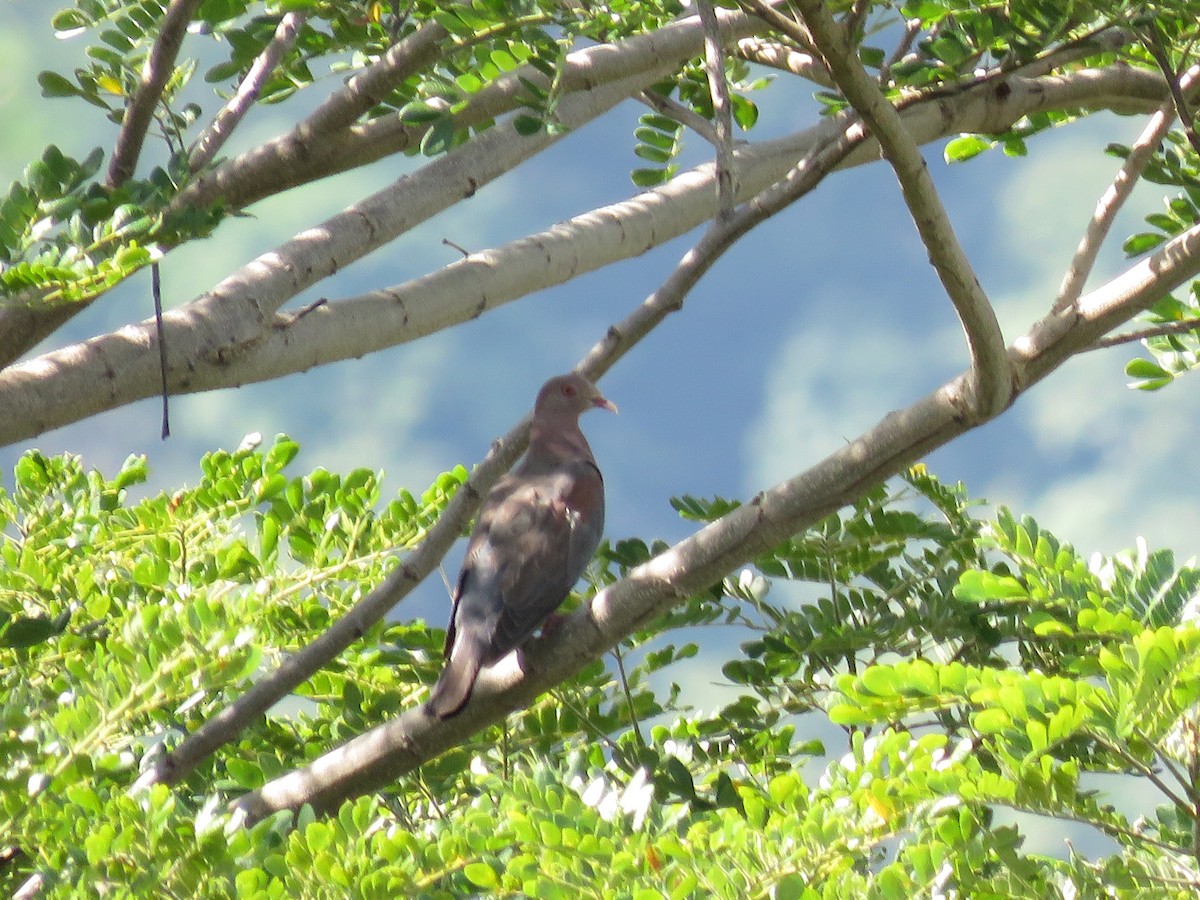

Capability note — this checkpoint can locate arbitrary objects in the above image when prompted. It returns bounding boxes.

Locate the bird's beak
[593,394,618,414]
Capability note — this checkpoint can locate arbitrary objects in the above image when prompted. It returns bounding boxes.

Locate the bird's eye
[563,384,576,397]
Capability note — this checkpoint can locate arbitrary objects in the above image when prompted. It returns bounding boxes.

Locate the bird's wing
[475,459,605,657]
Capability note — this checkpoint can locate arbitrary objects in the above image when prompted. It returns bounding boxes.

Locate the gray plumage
[427,373,616,719]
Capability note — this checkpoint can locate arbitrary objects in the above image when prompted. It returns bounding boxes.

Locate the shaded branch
[229,217,1200,824]
[1141,25,1200,156]
[188,12,307,173]
[106,0,204,187]
[697,0,737,216]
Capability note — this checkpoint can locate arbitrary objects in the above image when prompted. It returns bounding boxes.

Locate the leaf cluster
[4,443,1200,895]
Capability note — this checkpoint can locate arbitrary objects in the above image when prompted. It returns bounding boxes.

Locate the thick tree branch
[786,0,1011,419]
[106,0,204,187]
[188,12,307,173]
[229,217,1200,824]
[0,65,1176,445]
[1056,65,1200,310]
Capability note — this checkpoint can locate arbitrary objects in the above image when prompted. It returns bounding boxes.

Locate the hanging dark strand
[152,261,170,439]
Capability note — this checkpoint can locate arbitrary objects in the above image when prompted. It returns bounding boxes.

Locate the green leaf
[464,862,499,889]
[1123,232,1166,255]
[954,570,1027,601]
[38,71,80,99]
[631,167,673,187]
[0,614,63,648]
[513,114,544,136]
[944,134,993,163]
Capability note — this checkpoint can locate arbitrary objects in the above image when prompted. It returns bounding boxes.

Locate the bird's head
[535,373,618,419]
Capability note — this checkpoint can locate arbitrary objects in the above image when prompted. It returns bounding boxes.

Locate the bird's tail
[426,638,484,719]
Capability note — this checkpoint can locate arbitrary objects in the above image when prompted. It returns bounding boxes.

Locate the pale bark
[0,8,770,370]
[188,13,307,173]
[0,64,1170,446]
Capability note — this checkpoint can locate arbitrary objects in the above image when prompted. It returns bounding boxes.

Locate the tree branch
[0,65,1177,444]
[1056,65,1200,310]
[734,37,832,87]
[229,217,1200,824]
[173,8,769,215]
[106,0,204,187]
[0,6,772,373]
[636,90,721,145]
[785,0,1011,419]
[147,90,867,792]
[1086,315,1200,351]
[1141,25,1200,157]
[188,12,306,173]
[697,0,737,217]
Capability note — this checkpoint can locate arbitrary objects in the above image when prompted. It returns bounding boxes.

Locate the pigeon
[427,373,617,719]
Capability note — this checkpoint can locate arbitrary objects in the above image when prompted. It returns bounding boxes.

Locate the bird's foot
[539,612,567,639]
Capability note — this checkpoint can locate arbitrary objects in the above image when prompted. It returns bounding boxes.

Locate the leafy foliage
[3,445,1200,896]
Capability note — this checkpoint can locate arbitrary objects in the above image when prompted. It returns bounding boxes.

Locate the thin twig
[610,644,645,750]
[1146,727,1200,805]
[1141,26,1200,156]
[881,19,921,85]
[1056,65,1200,311]
[189,12,306,173]
[697,0,737,218]
[847,0,872,41]
[107,0,204,187]
[1087,315,1200,350]
[1086,728,1195,817]
[776,0,1010,418]
[636,90,721,146]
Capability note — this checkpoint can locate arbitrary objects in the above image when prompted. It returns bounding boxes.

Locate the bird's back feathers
[427,375,611,719]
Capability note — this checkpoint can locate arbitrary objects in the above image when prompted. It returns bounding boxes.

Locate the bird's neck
[529,416,592,462]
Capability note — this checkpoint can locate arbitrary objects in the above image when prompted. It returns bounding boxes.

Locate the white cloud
[980,116,1200,557]
[743,299,947,494]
